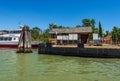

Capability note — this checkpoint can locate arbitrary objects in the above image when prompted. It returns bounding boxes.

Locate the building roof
[49,27,92,34]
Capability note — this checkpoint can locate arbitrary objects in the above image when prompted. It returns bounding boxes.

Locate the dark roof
[49,27,92,34]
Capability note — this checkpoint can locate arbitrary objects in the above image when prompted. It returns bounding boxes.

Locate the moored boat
[0,29,39,48]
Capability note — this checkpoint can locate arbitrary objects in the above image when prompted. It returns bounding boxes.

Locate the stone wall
[38,44,120,58]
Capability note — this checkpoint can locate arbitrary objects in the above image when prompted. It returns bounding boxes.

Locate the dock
[38,43,120,58]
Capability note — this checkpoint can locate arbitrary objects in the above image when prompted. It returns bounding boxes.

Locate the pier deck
[53,44,120,49]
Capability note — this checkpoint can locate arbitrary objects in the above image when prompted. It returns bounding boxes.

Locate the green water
[0,49,120,81]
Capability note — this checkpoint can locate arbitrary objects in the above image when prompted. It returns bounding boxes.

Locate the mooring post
[17,26,32,53]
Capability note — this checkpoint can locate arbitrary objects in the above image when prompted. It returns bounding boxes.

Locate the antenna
[18,21,24,29]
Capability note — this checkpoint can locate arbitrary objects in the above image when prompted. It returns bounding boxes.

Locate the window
[0,37,3,41]
[4,37,7,41]
[8,37,12,41]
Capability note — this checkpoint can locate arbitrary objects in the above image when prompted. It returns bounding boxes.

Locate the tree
[91,19,96,33]
[76,25,81,28]
[91,19,95,28]
[98,21,103,38]
[58,25,65,28]
[106,30,109,36]
[112,26,119,43]
[49,23,57,29]
[42,28,51,42]
[31,27,42,41]
[94,28,99,33]
[118,28,120,40]
[82,19,92,27]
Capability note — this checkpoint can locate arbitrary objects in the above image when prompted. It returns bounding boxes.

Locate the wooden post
[87,33,91,44]
[17,26,32,53]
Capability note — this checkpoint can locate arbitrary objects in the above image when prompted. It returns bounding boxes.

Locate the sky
[0,0,120,32]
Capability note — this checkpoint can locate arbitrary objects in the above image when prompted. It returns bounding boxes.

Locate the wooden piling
[17,26,32,53]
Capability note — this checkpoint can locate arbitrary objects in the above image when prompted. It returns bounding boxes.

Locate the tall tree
[98,21,103,38]
[91,19,96,33]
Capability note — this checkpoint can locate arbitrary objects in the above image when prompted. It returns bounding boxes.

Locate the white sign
[74,34,78,40]
[93,33,98,40]
[62,35,69,40]
[57,36,62,40]
[69,34,78,40]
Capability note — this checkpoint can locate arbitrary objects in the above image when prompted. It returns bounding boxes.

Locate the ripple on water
[0,49,120,81]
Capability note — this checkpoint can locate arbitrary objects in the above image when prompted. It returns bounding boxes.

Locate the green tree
[98,21,103,38]
[49,23,57,29]
[94,28,99,33]
[42,28,51,42]
[76,25,81,28]
[82,18,92,27]
[106,30,109,36]
[58,25,65,28]
[31,27,42,41]
[91,19,96,33]
[112,26,119,43]
[91,19,95,28]
[118,28,120,41]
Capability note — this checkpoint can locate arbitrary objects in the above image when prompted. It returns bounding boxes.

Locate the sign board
[69,34,78,40]
[62,35,69,40]
[74,34,78,40]
[93,33,98,40]
[57,36,62,40]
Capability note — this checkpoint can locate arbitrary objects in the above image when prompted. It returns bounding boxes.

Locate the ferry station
[49,27,92,45]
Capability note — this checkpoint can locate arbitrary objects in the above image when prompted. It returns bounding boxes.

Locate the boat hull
[0,42,39,48]
[0,44,38,48]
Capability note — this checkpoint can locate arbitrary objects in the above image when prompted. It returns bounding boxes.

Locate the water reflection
[16,54,29,77]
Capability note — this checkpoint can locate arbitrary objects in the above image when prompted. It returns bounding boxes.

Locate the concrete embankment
[38,44,120,58]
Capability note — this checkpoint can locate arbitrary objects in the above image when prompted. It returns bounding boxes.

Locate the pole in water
[17,25,32,53]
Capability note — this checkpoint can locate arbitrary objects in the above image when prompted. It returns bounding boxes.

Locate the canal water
[0,49,120,81]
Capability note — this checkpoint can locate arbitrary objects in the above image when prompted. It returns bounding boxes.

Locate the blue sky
[0,0,120,32]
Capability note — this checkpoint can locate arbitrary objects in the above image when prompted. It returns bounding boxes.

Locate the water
[0,49,120,81]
